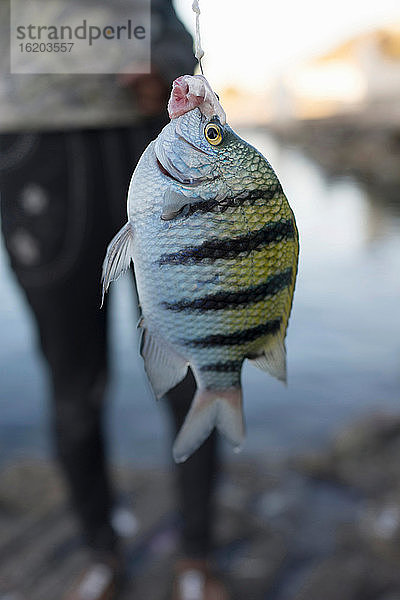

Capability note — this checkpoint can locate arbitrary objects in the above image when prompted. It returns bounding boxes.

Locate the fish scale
[155,201,297,344]
[102,74,299,462]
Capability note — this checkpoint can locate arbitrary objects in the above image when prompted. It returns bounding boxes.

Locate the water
[0,130,399,467]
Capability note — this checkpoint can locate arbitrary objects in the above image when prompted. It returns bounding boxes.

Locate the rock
[296,414,400,496]
[294,554,368,600]
[270,113,400,192]
[5,415,400,600]
[295,552,400,600]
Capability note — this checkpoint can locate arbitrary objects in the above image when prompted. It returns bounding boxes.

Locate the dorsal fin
[249,336,287,383]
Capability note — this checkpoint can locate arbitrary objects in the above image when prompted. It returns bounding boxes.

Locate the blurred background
[1,1,400,599]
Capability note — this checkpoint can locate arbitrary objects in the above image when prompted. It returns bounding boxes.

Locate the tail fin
[101,221,134,306]
[173,388,245,463]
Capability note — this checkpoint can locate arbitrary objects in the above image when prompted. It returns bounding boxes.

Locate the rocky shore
[2,414,400,599]
[270,107,400,207]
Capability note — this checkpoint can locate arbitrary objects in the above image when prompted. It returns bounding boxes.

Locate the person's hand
[118,69,170,117]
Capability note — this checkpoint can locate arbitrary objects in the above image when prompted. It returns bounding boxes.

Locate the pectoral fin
[161,189,192,221]
[101,221,134,306]
[140,326,189,399]
[161,189,214,221]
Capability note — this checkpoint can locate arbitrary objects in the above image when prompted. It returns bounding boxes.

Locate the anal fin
[140,327,188,399]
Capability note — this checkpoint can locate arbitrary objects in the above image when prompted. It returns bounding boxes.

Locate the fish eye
[204,123,223,146]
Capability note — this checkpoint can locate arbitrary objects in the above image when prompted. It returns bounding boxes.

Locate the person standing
[0,1,229,598]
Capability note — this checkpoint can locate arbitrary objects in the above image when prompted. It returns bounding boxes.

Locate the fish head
[167,74,226,124]
[155,74,269,201]
[155,74,228,192]
[155,109,221,185]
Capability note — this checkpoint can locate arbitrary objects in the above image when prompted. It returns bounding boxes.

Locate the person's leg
[32,275,117,553]
[0,130,117,556]
[165,376,229,600]
[165,372,218,559]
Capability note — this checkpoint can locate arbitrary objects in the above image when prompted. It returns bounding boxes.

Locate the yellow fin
[249,337,287,384]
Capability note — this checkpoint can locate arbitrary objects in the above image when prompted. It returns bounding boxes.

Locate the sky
[174,0,400,91]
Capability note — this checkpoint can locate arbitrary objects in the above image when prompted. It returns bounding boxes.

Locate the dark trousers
[0,124,217,558]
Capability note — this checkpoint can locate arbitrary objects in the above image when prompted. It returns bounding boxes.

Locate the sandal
[63,555,123,600]
[171,558,230,600]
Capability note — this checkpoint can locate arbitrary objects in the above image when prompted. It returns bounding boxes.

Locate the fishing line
[192,0,204,74]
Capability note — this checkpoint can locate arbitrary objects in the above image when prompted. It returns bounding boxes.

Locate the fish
[102,74,299,463]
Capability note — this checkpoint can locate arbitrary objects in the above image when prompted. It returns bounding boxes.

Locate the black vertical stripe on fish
[186,184,283,216]
[199,360,243,372]
[162,267,293,312]
[184,318,282,347]
[158,219,295,266]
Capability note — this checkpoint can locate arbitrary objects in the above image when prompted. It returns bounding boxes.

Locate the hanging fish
[102,75,299,463]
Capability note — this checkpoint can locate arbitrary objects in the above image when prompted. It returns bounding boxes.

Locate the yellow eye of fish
[204,123,223,146]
